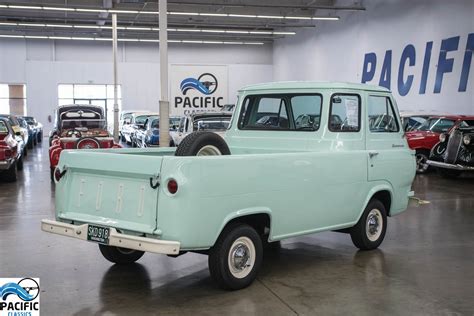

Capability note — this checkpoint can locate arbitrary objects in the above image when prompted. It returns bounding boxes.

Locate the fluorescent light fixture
[0,34,264,45]
[199,13,228,17]
[0,5,340,21]
[0,22,293,37]
[312,16,340,20]
[8,5,42,9]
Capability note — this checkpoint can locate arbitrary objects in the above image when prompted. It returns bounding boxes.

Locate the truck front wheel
[98,244,144,264]
[350,199,387,250]
[208,224,263,290]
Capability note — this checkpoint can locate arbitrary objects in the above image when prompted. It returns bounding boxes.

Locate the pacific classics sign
[170,65,228,116]
[361,33,473,96]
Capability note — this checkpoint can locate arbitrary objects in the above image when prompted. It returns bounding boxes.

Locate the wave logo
[180,73,218,95]
[0,278,39,301]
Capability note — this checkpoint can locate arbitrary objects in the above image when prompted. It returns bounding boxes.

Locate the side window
[291,95,322,131]
[240,96,289,129]
[329,94,361,132]
[368,96,399,132]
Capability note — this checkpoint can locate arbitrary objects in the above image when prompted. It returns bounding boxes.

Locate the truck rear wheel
[175,132,230,156]
[99,244,144,264]
[350,199,387,250]
[208,223,262,290]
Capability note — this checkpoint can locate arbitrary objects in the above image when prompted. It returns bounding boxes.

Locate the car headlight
[439,133,447,142]
[463,135,471,145]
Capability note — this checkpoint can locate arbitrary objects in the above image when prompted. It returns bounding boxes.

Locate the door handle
[369,151,379,158]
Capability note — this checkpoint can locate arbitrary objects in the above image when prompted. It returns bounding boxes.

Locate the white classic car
[170,112,232,146]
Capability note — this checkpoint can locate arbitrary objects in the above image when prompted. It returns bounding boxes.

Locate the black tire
[175,132,230,156]
[33,136,37,146]
[208,223,263,290]
[17,156,24,171]
[415,149,430,174]
[50,167,54,182]
[438,168,462,178]
[37,133,42,143]
[28,139,34,149]
[350,199,387,250]
[23,147,27,157]
[169,140,175,147]
[99,244,144,264]
[2,161,17,182]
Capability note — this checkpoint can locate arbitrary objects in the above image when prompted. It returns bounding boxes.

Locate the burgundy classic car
[49,105,121,181]
[0,117,23,182]
[406,115,471,174]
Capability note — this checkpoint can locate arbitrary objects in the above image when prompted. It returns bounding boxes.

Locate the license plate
[87,225,110,244]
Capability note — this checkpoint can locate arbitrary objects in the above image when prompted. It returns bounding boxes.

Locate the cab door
[365,93,415,184]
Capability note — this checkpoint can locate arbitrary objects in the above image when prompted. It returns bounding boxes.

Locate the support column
[159,0,170,147]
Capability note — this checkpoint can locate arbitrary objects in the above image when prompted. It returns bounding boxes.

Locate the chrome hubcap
[228,237,255,279]
[366,209,383,242]
[197,145,221,156]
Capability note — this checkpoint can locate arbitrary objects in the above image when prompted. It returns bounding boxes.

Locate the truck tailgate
[55,151,162,234]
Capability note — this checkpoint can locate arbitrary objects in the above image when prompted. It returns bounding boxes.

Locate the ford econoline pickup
[42,82,416,290]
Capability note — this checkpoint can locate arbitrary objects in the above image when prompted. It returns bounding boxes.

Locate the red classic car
[406,115,473,173]
[0,117,23,182]
[49,105,121,181]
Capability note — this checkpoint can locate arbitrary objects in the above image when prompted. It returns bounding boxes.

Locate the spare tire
[175,132,230,156]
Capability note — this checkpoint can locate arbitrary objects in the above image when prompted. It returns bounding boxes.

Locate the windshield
[24,117,36,125]
[0,121,8,134]
[460,120,474,128]
[135,115,150,125]
[417,118,455,133]
[150,117,183,129]
[193,116,231,131]
[61,119,107,131]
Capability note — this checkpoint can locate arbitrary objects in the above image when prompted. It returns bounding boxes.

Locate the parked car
[405,115,472,174]
[400,113,431,132]
[21,116,43,144]
[42,82,416,290]
[0,114,28,157]
[17,117,35,149]
[0,118,23,181]
[134,116,181,147]
[48,105,121,181]
[120,112,155,145]
[170,112,232,147]
[427,117,474,178]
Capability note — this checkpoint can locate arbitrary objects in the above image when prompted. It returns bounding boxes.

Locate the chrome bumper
[41,219,180,255]
[426,160,474,171]
[0,159,14,170]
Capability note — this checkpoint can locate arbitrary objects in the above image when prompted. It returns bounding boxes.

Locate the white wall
[273,0,474,114]
[0,39,273,133]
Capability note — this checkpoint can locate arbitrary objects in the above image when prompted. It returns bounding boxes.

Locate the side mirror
[15,132,21,136]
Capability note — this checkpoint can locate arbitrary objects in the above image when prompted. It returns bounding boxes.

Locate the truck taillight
[167,179,178,194]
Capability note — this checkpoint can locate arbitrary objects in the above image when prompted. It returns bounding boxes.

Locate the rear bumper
[41,219,180,255]
[0,159,14,170]
[426,160,474,171]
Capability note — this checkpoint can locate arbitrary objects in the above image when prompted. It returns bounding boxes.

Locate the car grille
[445,130,462,164]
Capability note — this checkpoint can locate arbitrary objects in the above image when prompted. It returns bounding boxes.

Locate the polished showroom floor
[0,144,473,315]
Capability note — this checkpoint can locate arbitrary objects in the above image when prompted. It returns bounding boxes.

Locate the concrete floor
[1,144,473,316]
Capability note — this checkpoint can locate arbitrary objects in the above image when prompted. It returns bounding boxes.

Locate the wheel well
[372,190,392,216]
[225,213,271,236]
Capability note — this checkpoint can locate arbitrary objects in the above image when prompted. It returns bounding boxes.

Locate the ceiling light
[0,34,264,45]
[0,5,340,21]
[312,16,340,20]
[0,22,293,37]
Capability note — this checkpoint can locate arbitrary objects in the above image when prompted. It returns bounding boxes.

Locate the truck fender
[212,207,273,246]
[357,183,394,222]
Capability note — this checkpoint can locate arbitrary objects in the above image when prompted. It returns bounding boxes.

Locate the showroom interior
[0,0,473,315]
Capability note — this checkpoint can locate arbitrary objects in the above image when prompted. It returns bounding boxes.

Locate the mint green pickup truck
[42,82,416,290]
